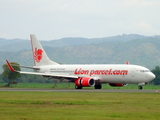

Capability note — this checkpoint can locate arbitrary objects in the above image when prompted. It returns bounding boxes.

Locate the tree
[2,62,21,87]
[151,66,160,85]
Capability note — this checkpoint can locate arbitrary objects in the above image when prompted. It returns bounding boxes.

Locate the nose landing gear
[138,86,143,90]
[138,82,148,90]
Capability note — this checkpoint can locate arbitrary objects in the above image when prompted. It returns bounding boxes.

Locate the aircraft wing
[6,60,78,79]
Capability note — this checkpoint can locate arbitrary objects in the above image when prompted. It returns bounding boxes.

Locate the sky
[0,0,160,40]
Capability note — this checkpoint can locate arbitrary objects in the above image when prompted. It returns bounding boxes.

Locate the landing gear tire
[94,84,102,89]
[138,86,143,90]
[75,85,82,89]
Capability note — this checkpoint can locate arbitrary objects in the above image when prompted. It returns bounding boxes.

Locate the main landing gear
[138,86,143,90]
[75,84,102,89]
[75,85,82,89]
[94,84,102,89]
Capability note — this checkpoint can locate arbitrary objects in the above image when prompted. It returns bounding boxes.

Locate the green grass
[0,83,160,89]
[0,92,159,120]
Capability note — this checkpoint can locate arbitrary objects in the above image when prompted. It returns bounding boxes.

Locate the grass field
[0,91,159,120]
[0,83,160,89]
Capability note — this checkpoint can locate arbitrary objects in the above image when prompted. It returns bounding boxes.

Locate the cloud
[0,0,160,40]
[120,0,159,7]
[138,21,152,29]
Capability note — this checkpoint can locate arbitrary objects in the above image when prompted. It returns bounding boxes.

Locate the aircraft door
[131,68,136,77]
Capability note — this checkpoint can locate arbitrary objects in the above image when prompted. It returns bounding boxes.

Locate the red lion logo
[34,48,43,62]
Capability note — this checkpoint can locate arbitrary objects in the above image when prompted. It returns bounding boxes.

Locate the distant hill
[0,34,160,72]
[0,34,152,52]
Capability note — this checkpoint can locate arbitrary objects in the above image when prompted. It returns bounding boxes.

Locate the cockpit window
[140,70,150,72]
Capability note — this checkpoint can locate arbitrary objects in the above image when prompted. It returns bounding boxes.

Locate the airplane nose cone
[148,72,156,81]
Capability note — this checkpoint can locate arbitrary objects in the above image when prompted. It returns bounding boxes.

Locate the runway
[0,88,159,93]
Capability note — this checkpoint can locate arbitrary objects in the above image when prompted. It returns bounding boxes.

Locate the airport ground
[0,82,160,89]
[0,91,159,120]
[0,83,160,120]
[0,83,160,93]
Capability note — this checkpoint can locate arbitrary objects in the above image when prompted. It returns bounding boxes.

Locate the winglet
[6,60,16,72]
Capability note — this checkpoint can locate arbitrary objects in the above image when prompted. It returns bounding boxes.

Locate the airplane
[6,35,155,90]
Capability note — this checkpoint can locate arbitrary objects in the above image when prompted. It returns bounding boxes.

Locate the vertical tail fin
[30,34,59,66]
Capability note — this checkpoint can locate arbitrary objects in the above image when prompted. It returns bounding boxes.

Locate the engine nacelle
[75,77,95,87]
[109,83,128,87]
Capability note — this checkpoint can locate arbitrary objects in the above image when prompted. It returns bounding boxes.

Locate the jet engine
[75,77,95,87]
[109,83,128,87]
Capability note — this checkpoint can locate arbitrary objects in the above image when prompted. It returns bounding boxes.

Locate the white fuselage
[38,64,155,84]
